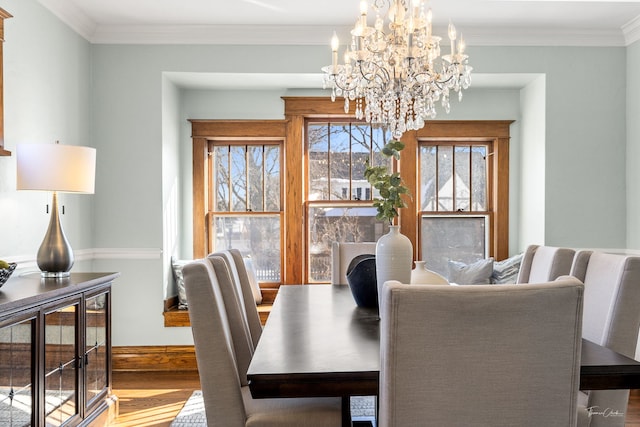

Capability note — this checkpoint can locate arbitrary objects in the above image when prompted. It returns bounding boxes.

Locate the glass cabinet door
[0,315,35,427]
[44,302,79,426]
[84,292,108,408]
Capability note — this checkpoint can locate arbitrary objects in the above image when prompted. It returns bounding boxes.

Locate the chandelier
[322,0,472,139]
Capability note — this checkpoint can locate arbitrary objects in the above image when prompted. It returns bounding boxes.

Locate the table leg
[342,396,351,427]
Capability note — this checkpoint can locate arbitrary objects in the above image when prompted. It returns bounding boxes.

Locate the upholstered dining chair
[378,279,584,427]
[207,254,255,379]
[183,259,342,427]
[516,244,576,284]
[209,250,263,347]
[571,251,640,427]
[331,242,377,285]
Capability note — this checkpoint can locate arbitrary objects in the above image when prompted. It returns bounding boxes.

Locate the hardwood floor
[628,390,640,426]
[108,371,640,426]
[109,371,201,427]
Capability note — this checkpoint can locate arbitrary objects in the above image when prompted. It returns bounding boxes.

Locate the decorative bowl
[0,263,17,288]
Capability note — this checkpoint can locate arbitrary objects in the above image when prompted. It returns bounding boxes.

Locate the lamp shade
[16,143,96,193]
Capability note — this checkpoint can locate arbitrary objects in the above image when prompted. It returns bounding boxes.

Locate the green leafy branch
[364,139,411,225]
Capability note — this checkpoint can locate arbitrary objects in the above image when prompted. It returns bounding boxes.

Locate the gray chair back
[577,252,640,427]
[185,259,342,427]
[331,241,377,284]
[183,259,247,426]
[379,279,584,427]
[516,244,576,283]
[209,250,262,347]
[207,255,255,385]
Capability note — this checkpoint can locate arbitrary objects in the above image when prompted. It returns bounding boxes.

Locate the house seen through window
[419,143,490,276]
[306,120,391,282]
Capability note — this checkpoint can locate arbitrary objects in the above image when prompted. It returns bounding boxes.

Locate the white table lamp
[16,142,96,277]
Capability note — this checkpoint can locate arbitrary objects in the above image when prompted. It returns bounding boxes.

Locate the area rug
[170,390,376,426]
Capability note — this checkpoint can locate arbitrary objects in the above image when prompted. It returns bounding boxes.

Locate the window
[305,121,391,282]
[191,103,512,285]
[419,143,491,275]
[208,141,283,282]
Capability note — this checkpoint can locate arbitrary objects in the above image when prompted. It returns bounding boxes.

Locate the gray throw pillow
[172,258,191,309]
[491,253,524,284]
[448,258,494,285]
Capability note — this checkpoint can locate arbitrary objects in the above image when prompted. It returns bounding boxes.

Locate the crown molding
[89,24,342,45]
[37,0,636,47]
[88,24,629,47]
[623,15,640,45]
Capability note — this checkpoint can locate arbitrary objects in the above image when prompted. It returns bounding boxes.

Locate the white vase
[376,225,413,304]
[410,261,450,285]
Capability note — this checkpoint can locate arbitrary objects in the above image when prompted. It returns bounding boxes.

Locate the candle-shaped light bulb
[411,0,420,19]
[331,32,339,51]
[458,34,466,55]
[331,32,339,71]
[360,0,368,29]
[448,21,456,56]
[426,8,432,38]
[360,0,368,15]
[448,21,457,41]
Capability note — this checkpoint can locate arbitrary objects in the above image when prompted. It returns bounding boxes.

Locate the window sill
[163,304,272,327]
[163,288,277,328]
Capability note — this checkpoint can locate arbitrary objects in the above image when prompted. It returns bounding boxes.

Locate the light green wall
[473,46,627,248]
[518,76,546,249]
[628,40,640,249]
[0,0,93,261]
[0,0,633,346]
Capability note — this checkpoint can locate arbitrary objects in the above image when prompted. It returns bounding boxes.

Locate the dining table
[247,284,640,426]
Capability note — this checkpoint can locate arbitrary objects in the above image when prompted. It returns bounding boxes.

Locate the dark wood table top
[580,339,640,390]
[247,284,640,399]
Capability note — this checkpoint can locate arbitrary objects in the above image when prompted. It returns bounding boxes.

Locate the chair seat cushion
[242,387,341,427]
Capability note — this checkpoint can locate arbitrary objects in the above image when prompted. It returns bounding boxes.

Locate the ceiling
[38,0,640,46]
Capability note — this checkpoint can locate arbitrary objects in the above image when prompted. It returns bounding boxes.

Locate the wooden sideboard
[0,272,120,426]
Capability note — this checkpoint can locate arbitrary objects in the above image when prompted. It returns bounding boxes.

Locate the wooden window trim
[283,98,512,269]
[189,120,287,281]
[409,121,513,261]
[191,104,513,285]
[0,8,12,156]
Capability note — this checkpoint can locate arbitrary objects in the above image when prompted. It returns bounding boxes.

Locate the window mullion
[262,145,266,212]
[327,122,331,200]
[349,123,353,200]
[435,146,440,212]
[245,145,250,212]
[469,145,473,211]
[452,147,457,212]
